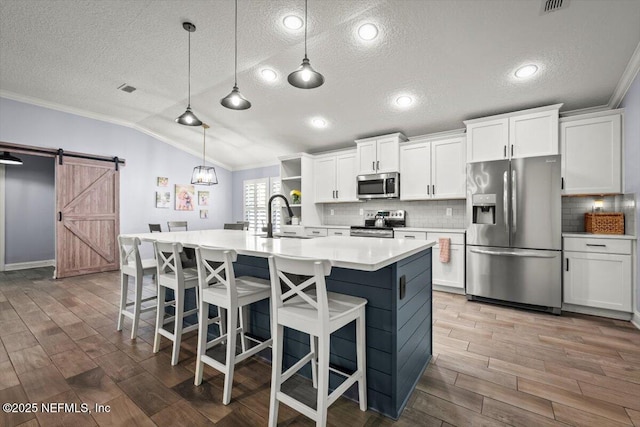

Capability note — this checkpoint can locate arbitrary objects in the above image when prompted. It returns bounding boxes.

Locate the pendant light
[191,124,218,185]
[0,151,23,165]
[176,22,203,126]
[288,0,324,89]
[221,0,251,110]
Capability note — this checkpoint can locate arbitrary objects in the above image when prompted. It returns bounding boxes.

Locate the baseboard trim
[433,284,465,295]
[632,311,640,330]
[562,303,632,321]
[4,259,55,271]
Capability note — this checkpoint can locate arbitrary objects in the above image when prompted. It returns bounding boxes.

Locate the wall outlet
[446,208,453,217]
[330,209,334,216]
[359,208,364,215]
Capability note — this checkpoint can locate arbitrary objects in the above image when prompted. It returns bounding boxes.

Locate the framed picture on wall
[157,177,169,187]
[155,191,171,208]
[198,191,209,206]
[175,184,195,211]
[200,209,208,219]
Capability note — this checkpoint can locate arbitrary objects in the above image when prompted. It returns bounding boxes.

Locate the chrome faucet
[267,194,295,238]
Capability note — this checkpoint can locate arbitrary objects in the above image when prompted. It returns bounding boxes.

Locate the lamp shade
[0,152,23,165]
[191,166,218,185]
[175,106,203,126]
[220,86,252,110]
[288,57,324,89]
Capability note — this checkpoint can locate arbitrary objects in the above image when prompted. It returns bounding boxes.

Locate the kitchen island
[123,230,435,419]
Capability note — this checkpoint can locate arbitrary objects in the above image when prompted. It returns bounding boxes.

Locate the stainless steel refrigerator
[466,155,562,314]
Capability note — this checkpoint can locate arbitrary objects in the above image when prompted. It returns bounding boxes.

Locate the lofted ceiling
[1,0,639,170]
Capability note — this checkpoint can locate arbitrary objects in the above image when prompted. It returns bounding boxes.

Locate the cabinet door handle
[586,244,607,247]
[503,145,507,158]
[561,177,564,190]
[432,184,435,195]
[566,258,569,271]
[511,144,514,157]
[376,160,380,170]
[332,190,336,198]
[336,190,339,199]
[372,161,375,171]
[427,185,430,195]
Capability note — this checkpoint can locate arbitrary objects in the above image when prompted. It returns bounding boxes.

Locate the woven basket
[585,213,624,235]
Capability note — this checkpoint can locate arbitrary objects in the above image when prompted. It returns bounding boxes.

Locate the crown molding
[609,40,640,109]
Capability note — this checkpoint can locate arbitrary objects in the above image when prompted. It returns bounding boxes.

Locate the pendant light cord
[234,0,238,86]
[304,0,308,58]
[188,29,192,107]
[202,127,206,164]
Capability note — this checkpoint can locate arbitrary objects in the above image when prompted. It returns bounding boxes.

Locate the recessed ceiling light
[358,23,378,40]
[311,118,327,128]
[395,96,413,107]
[515,64,538,79]
[283,15,303,30]
[261,68,277,81]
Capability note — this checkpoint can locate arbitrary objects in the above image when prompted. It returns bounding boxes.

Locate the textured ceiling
[1,0,639,170]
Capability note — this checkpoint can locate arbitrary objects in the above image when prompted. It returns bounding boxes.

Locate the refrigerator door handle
[512,169,517,237]
[503,171,509,234]
[470,248,557,258]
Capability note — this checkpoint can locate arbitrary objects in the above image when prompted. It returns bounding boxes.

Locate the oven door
[357,175,386,199]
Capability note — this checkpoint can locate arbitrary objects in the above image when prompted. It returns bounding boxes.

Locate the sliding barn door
[56,156,120,278]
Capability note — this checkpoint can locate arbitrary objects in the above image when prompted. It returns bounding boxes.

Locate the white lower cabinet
[563,237,632,313]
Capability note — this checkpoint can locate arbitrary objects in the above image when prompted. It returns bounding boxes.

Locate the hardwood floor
[1,267,640,426]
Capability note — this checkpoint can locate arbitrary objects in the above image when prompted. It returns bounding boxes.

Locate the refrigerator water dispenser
[472,194,496,225]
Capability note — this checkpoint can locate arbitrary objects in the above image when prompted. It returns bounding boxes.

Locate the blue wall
[620,71,640,313]
[231,164,280,222]
[0,97,234,264]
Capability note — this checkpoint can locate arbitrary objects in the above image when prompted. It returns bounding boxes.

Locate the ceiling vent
[541,0,569,14]
[117,83,136,93]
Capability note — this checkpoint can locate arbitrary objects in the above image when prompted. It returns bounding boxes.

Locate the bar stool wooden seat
[117,236,157,339]
[153,241,200,365]
[194,246,272,405]
[267,255,368,426]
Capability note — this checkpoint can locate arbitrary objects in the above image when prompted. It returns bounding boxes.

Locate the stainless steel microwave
[357,172,400,199]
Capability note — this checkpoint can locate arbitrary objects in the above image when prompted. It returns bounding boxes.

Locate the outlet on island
[359,208,364,215]
[446,208,453,217]
[330,209,334,216]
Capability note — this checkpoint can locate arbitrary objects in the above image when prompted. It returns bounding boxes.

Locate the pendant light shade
[176,22,202,126]
[288,0,324,89]
[191,124,218,185]
[221,0,251,110]
[0,151,23,165]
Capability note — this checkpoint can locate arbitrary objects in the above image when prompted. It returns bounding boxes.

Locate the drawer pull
[312,231,320,234]
[404,235,416,239]
[283,231,296,235]
[586,244,607,247]
[334,232,343,235]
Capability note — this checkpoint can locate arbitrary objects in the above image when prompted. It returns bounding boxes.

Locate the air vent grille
[542,0,568,13]
[117,83,136,93]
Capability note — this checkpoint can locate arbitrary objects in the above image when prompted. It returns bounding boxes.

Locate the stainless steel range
[350,210,406,238]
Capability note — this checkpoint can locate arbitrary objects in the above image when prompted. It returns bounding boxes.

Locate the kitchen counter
[120,229,434,419]
[562,232,636,240]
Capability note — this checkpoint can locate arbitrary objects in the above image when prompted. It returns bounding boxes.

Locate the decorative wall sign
[156,191,171,208]
[200,209,208,219]
[157,177,169,187]
[198,191,209,206]
[175,184,195,211]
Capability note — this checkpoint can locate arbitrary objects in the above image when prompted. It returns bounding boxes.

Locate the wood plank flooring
[1,267,640,426]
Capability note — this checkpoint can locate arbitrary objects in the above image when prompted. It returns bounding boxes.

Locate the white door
[335,152,357,201]
[431,137,465,199]
[466,118,509,163]
[561,114,622,195]
[509,110,559,159]
[400,142,430,200]
[563,251,631,312]
[432,244,464,289]
[376,137,400,172]
[313,156,337,203]
[356,141,377,174]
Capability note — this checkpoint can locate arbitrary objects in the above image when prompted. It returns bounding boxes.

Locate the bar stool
[153,241,200,365]
[117,236,157,339]
[194,246,272,405]
[267,255,368,426]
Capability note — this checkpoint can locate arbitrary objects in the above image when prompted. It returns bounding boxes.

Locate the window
[243,176,281,233]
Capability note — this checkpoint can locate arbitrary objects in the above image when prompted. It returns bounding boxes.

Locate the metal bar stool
[194,246,272,405]
[267,255,368,426]
[117,236,157,339]
[152,241,200,365]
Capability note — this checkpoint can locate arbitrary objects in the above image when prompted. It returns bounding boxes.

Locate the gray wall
[4,154,55,263]
[0,97,233,264]
[231,164,279,221]
[620,70,640,313]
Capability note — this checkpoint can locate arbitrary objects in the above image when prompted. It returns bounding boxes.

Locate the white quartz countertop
[562,232,636,240]
[123,230,435,271]
[396,227,465,233]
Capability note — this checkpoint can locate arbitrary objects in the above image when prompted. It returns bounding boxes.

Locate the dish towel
[439,238,451,263]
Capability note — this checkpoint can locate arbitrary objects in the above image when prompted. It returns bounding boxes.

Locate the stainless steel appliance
[357,172,400,199]
[466,155,562,314]
[350,210,405,238]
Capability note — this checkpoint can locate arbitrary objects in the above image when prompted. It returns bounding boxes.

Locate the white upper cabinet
[356,133,407,174]
[465,104,562,163]
[314,150,358,203]
[400,136,466,200]
[560,111,622,195]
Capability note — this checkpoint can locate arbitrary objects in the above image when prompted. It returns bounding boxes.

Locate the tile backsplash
[322,199,466,229]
